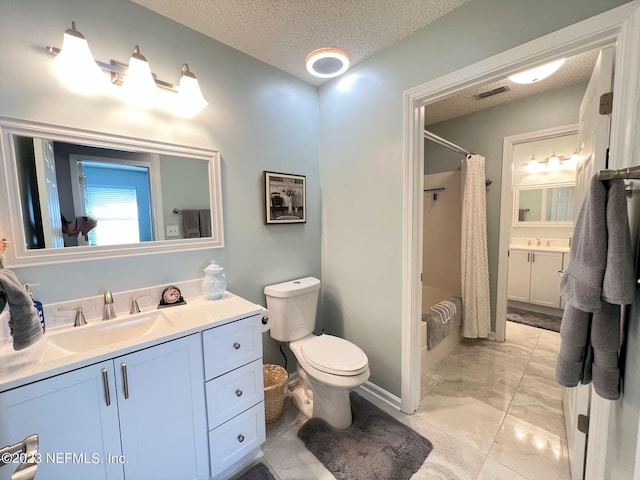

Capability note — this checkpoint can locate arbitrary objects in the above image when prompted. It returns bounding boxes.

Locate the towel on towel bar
[198,209,211,237]
[0,269,43,350]
[556,176,634,399]
[182,210,201,238]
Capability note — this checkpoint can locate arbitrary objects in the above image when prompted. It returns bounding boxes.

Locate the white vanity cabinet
[0,333,209,480]
[508,249,564,308]
[202,314,265,478]
[0,360,123,480]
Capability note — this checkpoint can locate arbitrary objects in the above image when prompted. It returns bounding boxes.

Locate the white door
[563,45,614,480]
[33,138,64,248]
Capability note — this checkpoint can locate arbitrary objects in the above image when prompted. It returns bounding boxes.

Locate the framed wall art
[264,171,306,224]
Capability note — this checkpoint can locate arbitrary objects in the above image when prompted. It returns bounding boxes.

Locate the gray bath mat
[297,392,433,480]
[507,306,561,333]
[233,461,276,480]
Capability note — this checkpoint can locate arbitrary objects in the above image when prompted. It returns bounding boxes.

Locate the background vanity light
[0,118,224,267]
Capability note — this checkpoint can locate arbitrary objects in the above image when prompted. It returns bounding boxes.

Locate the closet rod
[423,129,473,156]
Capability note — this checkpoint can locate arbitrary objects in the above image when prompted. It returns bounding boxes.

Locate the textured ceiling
[132,0,601,122]
[132,0,470,86]
[424,49,600,125]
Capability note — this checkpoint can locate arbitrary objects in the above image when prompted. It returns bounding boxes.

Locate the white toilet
[264,277,370,429]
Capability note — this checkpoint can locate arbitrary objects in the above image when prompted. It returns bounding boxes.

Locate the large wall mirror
[0,118,223,266]
[512,182,575,226]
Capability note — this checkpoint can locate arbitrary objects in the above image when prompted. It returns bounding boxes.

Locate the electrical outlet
[166,225,179,237]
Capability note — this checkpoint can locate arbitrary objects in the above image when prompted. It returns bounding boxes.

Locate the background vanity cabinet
[202,314,266,478]
[507,249,564,308]
[0,333,209,480]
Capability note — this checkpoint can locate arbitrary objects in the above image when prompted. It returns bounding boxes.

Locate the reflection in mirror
[514,183,575,225]
[0,118,223,266]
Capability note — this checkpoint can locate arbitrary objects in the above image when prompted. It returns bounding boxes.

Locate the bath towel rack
[597,165,640,198]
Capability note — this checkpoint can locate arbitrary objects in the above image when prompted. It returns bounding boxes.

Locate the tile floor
[257,321,570,479]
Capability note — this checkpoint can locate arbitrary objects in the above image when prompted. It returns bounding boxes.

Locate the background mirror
[0,119,223,266]
[514,183,575,224]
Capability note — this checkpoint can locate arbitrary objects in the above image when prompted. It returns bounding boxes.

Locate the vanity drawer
[206,359,264,429]
[203,315,262,380]
[209,402,266,477]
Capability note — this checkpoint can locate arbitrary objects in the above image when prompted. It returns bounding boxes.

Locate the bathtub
[421,285,462,374]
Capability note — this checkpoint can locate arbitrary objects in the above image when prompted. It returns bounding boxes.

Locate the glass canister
[202,261,227,300]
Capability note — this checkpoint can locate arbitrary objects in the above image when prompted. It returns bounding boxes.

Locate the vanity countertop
[510,244,570,253]
[0,291,263,393]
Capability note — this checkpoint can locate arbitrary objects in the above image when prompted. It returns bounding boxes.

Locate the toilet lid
[300,335,368,376]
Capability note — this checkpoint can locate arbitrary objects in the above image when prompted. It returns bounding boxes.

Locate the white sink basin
[42,311,175,361]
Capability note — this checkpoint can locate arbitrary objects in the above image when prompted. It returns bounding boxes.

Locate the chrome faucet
[102,290,117,321]
[536,236,541,246]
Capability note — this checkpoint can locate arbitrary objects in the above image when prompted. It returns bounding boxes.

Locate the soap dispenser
[202,261,227,300]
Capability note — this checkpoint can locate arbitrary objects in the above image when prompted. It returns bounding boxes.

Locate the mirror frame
[512,181,575,227]
[0,117,224,267]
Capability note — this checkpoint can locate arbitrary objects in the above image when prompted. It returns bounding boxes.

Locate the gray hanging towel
[0,269,43,350]
[556,176,634,400]
[182,210,201,238]
[559,175,607,311]
[198,209,211,237]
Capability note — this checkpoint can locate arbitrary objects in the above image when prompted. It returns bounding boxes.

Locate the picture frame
[264,171,306,224]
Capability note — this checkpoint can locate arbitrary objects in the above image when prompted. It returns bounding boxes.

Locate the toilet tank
[264,277,321,342]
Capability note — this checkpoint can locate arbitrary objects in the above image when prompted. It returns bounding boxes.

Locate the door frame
[401,0,640,475]
[495,123,578,343]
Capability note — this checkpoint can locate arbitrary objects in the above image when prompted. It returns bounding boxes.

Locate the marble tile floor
[256,322,569,480]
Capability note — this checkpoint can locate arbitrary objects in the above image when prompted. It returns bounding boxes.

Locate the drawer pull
[235,389,243,397]
[237,434,245,443]
[233,342,241,350]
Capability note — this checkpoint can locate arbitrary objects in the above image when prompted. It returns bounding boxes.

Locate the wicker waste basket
[263,364,288,423]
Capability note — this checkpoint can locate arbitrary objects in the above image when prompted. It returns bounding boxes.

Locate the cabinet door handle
[237,434,245,443]
[233,342,241,350]
[121,363,129,399]
[235,389,243,397]
[102,368,111,406]
[527,252,530,262]
[531,252,535,262]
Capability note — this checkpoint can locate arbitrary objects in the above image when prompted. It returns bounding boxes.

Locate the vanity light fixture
[52,21,106,94]
[120,45,158,106]
[546,152,561,169]
[527,154,539,172]
[46,21,208,115]
[305,47,350,78]
[508,58,566,84]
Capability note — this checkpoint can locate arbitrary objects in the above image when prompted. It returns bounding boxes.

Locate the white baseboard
[358,381,402,411]
[288,370,401,412]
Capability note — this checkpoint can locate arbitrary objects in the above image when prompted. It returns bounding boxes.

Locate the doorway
[401,3,640,478]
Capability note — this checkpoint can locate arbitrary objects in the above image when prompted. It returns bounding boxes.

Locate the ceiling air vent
[476,85,511,99]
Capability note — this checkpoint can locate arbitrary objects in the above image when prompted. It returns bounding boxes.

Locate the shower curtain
[461,155,491,338]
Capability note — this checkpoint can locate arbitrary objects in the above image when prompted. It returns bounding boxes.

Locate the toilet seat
[300,334,368,376]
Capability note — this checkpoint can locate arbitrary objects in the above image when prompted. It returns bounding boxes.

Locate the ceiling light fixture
[305,47,350,78]
[47,21,208,115]
[508,58,566,84]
